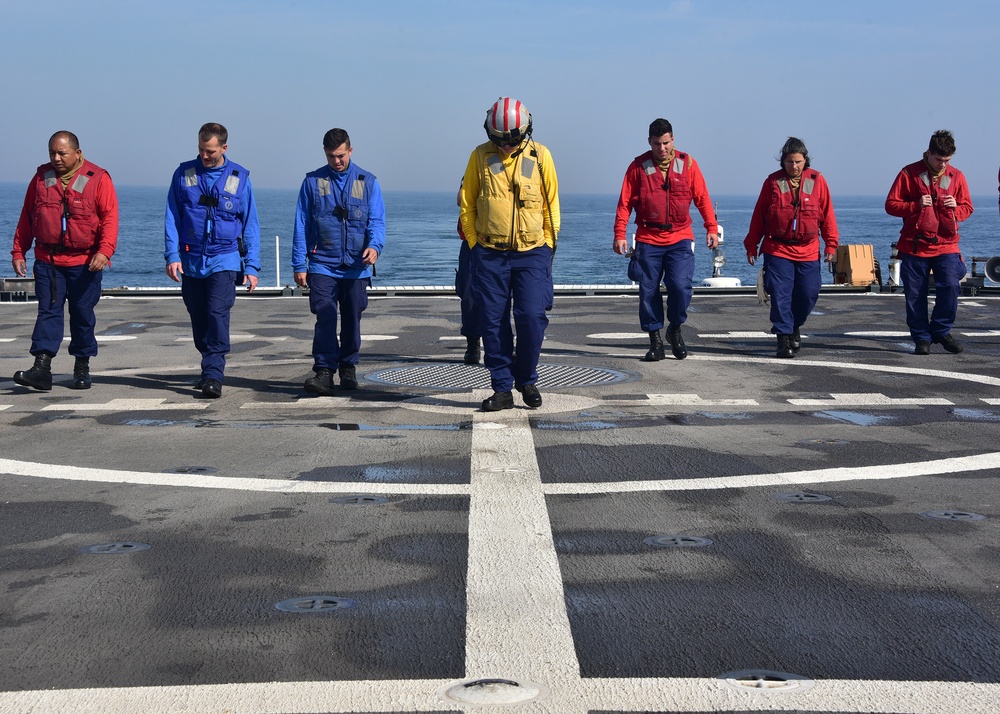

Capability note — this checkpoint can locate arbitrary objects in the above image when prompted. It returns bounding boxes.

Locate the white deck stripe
[42,399,210,411]
[542,451,1000,494]
[787,393,953,406]
[2,451,999,497]
[645,393,759,406]
[466,404,579,687]
[0,458,468,495]
[1,670,997,712]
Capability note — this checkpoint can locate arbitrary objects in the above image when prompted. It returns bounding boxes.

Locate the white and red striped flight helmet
[484,96,533,146]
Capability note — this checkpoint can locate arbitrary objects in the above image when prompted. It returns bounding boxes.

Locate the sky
[1,0,998,197]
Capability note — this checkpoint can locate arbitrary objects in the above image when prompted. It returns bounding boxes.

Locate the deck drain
[775,491,833,503]
[484,466,527,474]
[921,510,986,522]
[366,363,631,390]
[440,677,548,705]
[644,535,713,548]
[797,438,849,445]
[331,495,391,505]
[79,542,151,554]
[718,669,815,693]
[165,466,218,474]
[275,596,356,613]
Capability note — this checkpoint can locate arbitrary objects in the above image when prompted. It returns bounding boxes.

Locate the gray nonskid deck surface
[0,292,999,713]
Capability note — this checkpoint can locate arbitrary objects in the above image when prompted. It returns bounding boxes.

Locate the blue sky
[1,0,997,197]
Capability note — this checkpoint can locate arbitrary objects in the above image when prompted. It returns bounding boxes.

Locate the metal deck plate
[365,363,633,390]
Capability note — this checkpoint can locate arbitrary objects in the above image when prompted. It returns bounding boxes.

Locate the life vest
[635,151,693,232]
[303,161,372,270]
[766,169,822,245]
[30,160,108,251]
[913,166,958,242]
[473,141,550,251]
[176,158,250,258]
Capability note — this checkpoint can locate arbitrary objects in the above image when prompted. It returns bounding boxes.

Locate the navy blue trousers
[763,255,822,335]
[308,274,369,370]
[455,240,480,338]
[901,252,965,343]
[473,244,552,393]
[181,271,237,382]
[30,261,103,358]
[634,240,695,331]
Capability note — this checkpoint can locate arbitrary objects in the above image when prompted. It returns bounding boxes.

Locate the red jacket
[885,159,972,258]
[614,150,717,246]
[744,168,839,261]
[11,160,119,267]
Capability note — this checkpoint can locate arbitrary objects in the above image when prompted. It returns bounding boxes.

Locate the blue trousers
[473,244,552,393]
[181,271,237,382]
[455,240,480,338]
[763,255,822,335]
[634,240,695,331]
[30,261,103,358]
[901,252,965,343]
[308,274,369,369]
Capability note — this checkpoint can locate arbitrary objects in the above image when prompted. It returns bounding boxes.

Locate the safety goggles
[489,133,524,148]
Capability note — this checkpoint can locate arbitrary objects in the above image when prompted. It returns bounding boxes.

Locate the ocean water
[1,182,998,288]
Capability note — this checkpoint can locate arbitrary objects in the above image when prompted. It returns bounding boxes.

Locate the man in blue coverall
[292,128,386,395]
[165,122,261,398]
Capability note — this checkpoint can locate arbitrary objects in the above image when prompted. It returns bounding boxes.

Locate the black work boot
[790,328,802,353]
[13,353,53,391]
[72,357,91,390]
[304,368,334,395]
[339,364,358,390]
[482,390,514,412]
[643,330,665,362]
[464,336,482,365]
[516,383,543,408]
[776,334,795,359]
[666,324,688,359]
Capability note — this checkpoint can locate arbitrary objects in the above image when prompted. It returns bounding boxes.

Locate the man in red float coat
[613,118,719,361]
[885,130,972,355]
[10,131,119,391]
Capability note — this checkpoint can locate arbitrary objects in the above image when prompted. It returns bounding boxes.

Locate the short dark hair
[323,128,352,150]
[49,131,80,150]
[199,122,228,145]
[778,136,810,168]
[648,118,673,139]
[927,130,955,157]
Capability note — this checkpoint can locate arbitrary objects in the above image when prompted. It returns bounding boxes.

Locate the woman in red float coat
[744,137,838,358]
